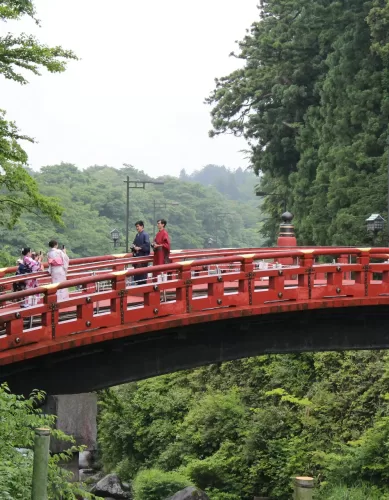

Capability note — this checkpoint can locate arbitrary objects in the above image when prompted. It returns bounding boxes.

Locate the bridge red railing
[0,247,289,294]
[1,246,389,366]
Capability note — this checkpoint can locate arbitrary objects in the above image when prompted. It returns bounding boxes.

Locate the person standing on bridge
[152,218,171,279]
[47,240,69,301]
[132,220,150,285]
[18,248,42,307]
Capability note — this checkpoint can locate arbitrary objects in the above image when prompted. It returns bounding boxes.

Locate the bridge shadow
[2,305,389,395]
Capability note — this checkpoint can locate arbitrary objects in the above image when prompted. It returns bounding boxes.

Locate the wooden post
[31,427,51,500]
[293,476,314,500]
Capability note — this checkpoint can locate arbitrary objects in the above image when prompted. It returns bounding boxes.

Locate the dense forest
[99,352,389,499]
[179,164,258,203]
[0,163,264,266]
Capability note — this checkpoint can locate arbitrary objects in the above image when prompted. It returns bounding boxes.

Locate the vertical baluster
[298,250,314,301]
[42,285,59,340]
[239,255,255,306]
[111,271,127,324]
[176,262,193,313]
[355,248,371,297]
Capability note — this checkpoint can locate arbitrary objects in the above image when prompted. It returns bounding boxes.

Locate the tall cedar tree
[208,0,389,245]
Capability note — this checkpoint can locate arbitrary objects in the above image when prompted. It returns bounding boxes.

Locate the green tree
[0,163,265,259]
[98,351,389,499]
[0,0,77,227]
[207,0,335,241]
[208,0,389,246]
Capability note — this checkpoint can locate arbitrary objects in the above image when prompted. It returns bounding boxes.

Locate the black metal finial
[281,211,294,224]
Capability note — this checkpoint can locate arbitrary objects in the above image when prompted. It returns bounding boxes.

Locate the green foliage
[318,483,389,500]
[0,143,63,228]
[132,468,191,500]
[0,163,264,259]
[0,0,37,22]
[0,383,100,499]
[208,0,389,245]
[0,0,77,227]
[98,352,389,499]
[180,164,258,202]
[0,244,17,266]
[0,0,78,84]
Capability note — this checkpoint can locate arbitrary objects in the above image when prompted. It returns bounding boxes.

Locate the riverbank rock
[90,473,131,499]
[166,486,209,500]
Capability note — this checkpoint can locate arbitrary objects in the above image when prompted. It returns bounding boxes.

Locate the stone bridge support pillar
[44,393,97,482]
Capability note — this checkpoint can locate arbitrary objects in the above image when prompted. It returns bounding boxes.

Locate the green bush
[318,483,389,499]
[132,468,192,500]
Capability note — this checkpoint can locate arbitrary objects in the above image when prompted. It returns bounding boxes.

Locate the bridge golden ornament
[178,260,194,266]
[0,268,9,273]
[300,249,314,254]
[240,254,256,259]
[112,270,128,276]
[357,248,371,252]
[41,283,59,290]
[111,253,128,258]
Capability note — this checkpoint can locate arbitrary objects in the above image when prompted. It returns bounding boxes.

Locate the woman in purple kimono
[47,240,70,302]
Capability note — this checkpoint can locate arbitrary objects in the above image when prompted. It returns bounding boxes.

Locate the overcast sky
[2,0,259,177]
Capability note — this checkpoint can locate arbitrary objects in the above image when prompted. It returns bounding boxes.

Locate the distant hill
[0,163,265,262]
[179,165,258,202]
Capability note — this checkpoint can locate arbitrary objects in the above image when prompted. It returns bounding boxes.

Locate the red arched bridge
[1,246,389,395]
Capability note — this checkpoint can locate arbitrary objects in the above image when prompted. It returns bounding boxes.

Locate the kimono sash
[48,256,64,266]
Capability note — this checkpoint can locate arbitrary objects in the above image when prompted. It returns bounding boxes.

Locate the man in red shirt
[152,218,171,268]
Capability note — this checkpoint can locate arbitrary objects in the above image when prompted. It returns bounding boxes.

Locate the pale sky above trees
[3,0,259,177]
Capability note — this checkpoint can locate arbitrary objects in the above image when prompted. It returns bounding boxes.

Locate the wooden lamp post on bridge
[122,164,164,253]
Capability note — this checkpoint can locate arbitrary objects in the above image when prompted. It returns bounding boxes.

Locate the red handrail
[1,246,388,367]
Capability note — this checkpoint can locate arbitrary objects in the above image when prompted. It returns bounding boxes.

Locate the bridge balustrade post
[338,254,351,280]
[298,252,314,300]
[5,313,24,337]
[327,262,343,290]
[42,286,59,340]
[239,256,254,305]
[382,268,389,290]
[85,279,96,294]
[355,249,371,297]
[143,267,161,310]
[0,267,9,279]
[314,258,326,281]
[3,287,26,337]
[269,269,285,296]
[112,263,126,273]
[176,262,193,313]
[77,291,94,330]
[110,271,127,323]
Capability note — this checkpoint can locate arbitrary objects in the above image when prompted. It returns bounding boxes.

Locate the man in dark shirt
[132,220,150,285]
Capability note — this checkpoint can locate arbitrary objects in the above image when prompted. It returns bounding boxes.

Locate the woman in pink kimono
[47,240,70,302]
[19,248,42,307]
